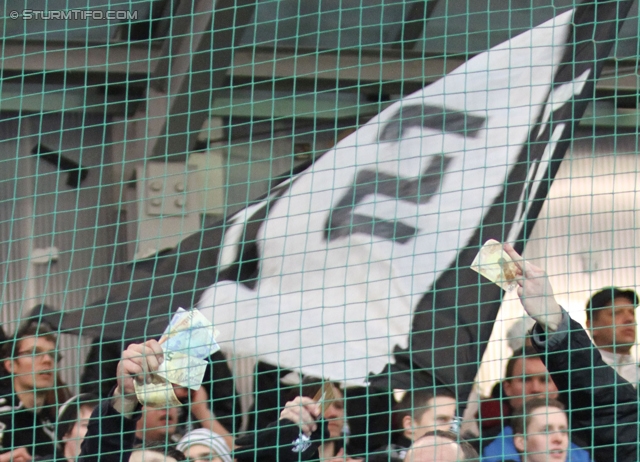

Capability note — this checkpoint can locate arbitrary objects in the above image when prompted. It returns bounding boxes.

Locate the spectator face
[514,405,568,462]
[63,404,95,462]
[403,435,462,462]
[181,444,224,462]
[407,396,457,441]
[5,335,57,393]
[136,406,179,443]
[324,386,345,438]
[589,296,637,354]
[503,357,558,409]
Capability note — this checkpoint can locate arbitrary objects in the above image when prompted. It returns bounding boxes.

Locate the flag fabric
[56,0,631,401]
[197,0,632,396]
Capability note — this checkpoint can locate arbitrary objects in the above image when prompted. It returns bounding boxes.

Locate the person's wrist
[112,386,139,416]
[535,301,562,332]
[543,314,561,332]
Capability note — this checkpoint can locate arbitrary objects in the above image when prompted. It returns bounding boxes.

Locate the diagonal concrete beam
[148,0,257,161]
[392,0,441,50]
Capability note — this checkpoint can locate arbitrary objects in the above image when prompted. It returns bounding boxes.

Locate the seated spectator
[235,377,376,462]
[136,405,180,445]
[395,389,457,446]
[511,397,568,462]
[469,314,538,441]
[290,377,346,439]
[309,379,393,457]
[481,347,591,462]
[0,321,61,458]
[246,361,295,432]
[235,393,346,461]
[176,428,231,462]
[378,388,456,460]
[79,340,190,462]
[480,346,557,453]
[57,393,99,462]
[0,326,10,396]
[403,430,478,462]
[79,342,234,462]
[80,338,241,434]
[136,388,233,451]
[585,287,640,386]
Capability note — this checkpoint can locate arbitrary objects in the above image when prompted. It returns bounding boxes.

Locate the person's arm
[79,340,164,462]
[190,386,234,449]
[504,244,639,462]
[78,392,141,462]
[502,243,563,332]
[529,310,638,462]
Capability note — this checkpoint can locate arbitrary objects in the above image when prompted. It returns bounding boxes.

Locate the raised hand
[113,340,164,415]
[503,243,563,331]
[280,396,321,436]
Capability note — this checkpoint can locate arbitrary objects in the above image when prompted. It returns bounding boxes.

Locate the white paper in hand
[471,239,518,291]
[134,376,181,408]
[158,351,208,390]
[136,307,220,407]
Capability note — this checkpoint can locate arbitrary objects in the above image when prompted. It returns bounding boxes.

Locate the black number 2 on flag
[325,104,486,243]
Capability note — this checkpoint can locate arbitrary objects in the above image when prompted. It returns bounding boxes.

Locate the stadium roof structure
[1,0,638,159]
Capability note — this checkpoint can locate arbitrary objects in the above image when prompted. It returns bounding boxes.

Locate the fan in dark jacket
[503,243,639,462]
[80,338,241,435]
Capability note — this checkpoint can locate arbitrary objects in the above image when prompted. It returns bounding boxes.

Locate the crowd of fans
[0,245,638,461]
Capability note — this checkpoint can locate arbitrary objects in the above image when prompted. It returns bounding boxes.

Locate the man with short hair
[502,347,559,410]
[479,347,558,446]
[482,347,591,462]
[135,405,180,445]
[585,287,640,385]
[512,397,569,462]
[395,390,457,446]
[376,389,457,461]
[0,321,60,459]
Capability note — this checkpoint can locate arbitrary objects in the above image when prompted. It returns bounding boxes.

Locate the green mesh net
[0,1,639,460]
